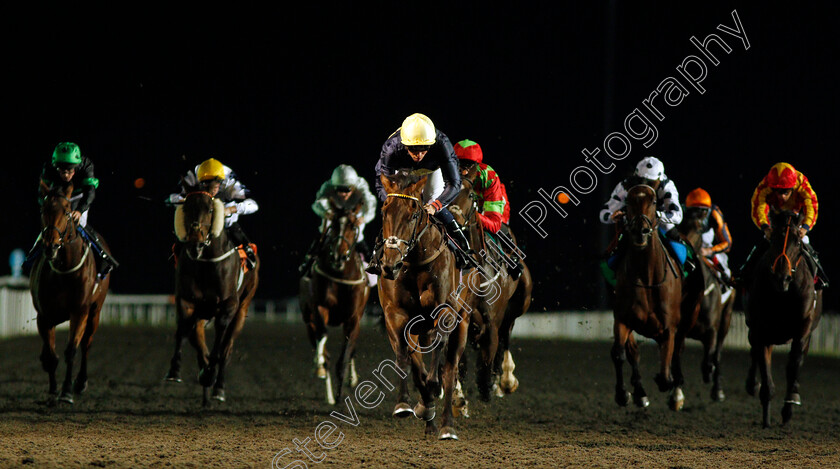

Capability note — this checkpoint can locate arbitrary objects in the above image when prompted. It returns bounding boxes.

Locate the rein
[185,247,238,263]
[313,260,366,285]
[49,242,91,274]
[383,193,445,267]
[770,219,804,277]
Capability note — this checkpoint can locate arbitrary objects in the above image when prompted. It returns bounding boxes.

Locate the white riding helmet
[634,156,665,180]
[330,164,360,188]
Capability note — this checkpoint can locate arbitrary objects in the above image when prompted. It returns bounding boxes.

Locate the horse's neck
[206,229,233,256]
[625,237,665,280]
[411,216,443,261]
[55,232,87,268]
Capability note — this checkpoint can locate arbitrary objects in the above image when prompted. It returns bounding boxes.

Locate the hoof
[413,402,436,421]
[316,366,327,379]
[746,381,760,397]
[633,394,650,408]
[198,367,217,388]
[438,427,459,440]
[781,403,794,424]
[58,392,74,405]
[654,373,673,392]
[493,383,504,398]
[393,402,414,418]
[212,388,226,402]
[452,402,470,419]
[784,393,801,406]
[501,376,519,394]
[615,390,631,407]
[164,370,182,383]
[711,388,726,402]
[73,380,88,395]
[669,388,685,412]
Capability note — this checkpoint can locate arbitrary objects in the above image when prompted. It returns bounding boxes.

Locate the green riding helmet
[52,142,82,167]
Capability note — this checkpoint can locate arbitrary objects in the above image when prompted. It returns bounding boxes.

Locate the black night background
[4,2,838,313]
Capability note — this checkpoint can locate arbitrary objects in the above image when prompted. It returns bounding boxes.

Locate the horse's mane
[768,209,801,228]
[385,169,425,190]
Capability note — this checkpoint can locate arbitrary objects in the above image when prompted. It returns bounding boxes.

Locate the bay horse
[744,210,822,427]
[30,182,111,404]
[678,206,736,401]
[299,206,370,405]
[611,185,698,411]
[449,177,532,412]
[164,185,259,405]
[377,170,469,440]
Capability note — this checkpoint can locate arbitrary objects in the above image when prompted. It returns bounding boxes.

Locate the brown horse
[299,206,370,405]
[678,206,736,401]
[449,177,532,410]
[30,182,111,404]
[164,186,260,405]
[744,210,822,427]
[611,185,697,411]
[377,170,469,440]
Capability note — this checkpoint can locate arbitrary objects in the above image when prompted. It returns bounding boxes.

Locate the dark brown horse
[299,206,370,405]
[30,182,111,404]
[164,187,259,405]
[377,170,469,440]
[744,210,822,427]
[611,185,697,411]
[449,177,532,413]
[678,206,736,401]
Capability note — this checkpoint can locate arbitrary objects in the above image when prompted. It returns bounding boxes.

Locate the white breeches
[421,169,444,204]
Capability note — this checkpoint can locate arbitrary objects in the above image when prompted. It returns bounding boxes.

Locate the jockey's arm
[657,179,682,226]
[710,206,732,254]
[356,177,378,225]
[600,182,626,224]
[797,176,818,230]
[311,181,333,218]
[750,182,772,230]
[431,133,462,208]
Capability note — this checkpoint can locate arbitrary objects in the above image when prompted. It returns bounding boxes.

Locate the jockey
[453,139,522,278]
[299,164,377,274]
[24,142,118,278]
[367,113,476,274]
[600,156,693,274]
[168,158,258,268]
[738,162,827,289]
[684,188,733,282]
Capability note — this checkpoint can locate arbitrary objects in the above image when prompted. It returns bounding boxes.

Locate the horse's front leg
[381,306,413,417]
[74,307,101,394]
[336,315,361,404]
[611,320,632,406]
[166,298,196,382]
[210,301,246,403]
[782,336,808,425]
[475,315,499,402]
[755,344,775,428]
[37,319,59,396]
[59,311,88,404]
[654,328,676,393]
[202,299,237,398]
[626,334,649,408]
[668,334,687,411]
[438,317,468,440]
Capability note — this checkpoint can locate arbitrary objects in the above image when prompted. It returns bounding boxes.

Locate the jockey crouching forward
[684,188,733,283]
[366,113,477,275]
[299,164,377,279]
[24,142,118,278]
[737,162,827,289]
[453,139,522,279]
[600,156,694,283]
[168,158,258,268]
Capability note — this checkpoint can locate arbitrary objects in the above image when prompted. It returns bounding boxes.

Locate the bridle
[182,190,237,262]
[621,185,678,288]
[41,193,89,274]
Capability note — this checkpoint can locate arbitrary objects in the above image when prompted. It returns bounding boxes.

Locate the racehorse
[449,178,532,412]
[30,182,111,404]
[299,207,370,405]
[678,206,736,401]
[164,185,260,405]
[611,185,698,411]
[377,170,470,440]
[744,210,822,427]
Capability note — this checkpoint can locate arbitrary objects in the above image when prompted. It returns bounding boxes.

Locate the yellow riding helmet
[197,158,226,182]
[399,113,436,146]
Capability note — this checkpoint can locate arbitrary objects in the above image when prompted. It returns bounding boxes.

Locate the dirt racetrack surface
[1,321,839,468]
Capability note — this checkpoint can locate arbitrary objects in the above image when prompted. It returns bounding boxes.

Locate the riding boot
[243,244,257,270]
[445,220,478,269]
[228,223,256,269]
[802,243,829,290]
[22,235,42,274]
[79,227,119,278]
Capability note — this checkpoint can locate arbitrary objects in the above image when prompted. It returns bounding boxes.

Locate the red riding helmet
[454,139,483,165]
[765,162,798,189]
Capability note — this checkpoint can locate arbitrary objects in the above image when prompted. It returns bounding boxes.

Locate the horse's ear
[407,175,428,196]
[180,176,198,193]
[38,180,50,198]
[380,173,397,193]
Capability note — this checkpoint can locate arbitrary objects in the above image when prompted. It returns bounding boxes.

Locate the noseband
[381,193,433,268]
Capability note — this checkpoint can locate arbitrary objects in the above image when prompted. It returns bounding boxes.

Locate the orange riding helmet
[686,188,712,208]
